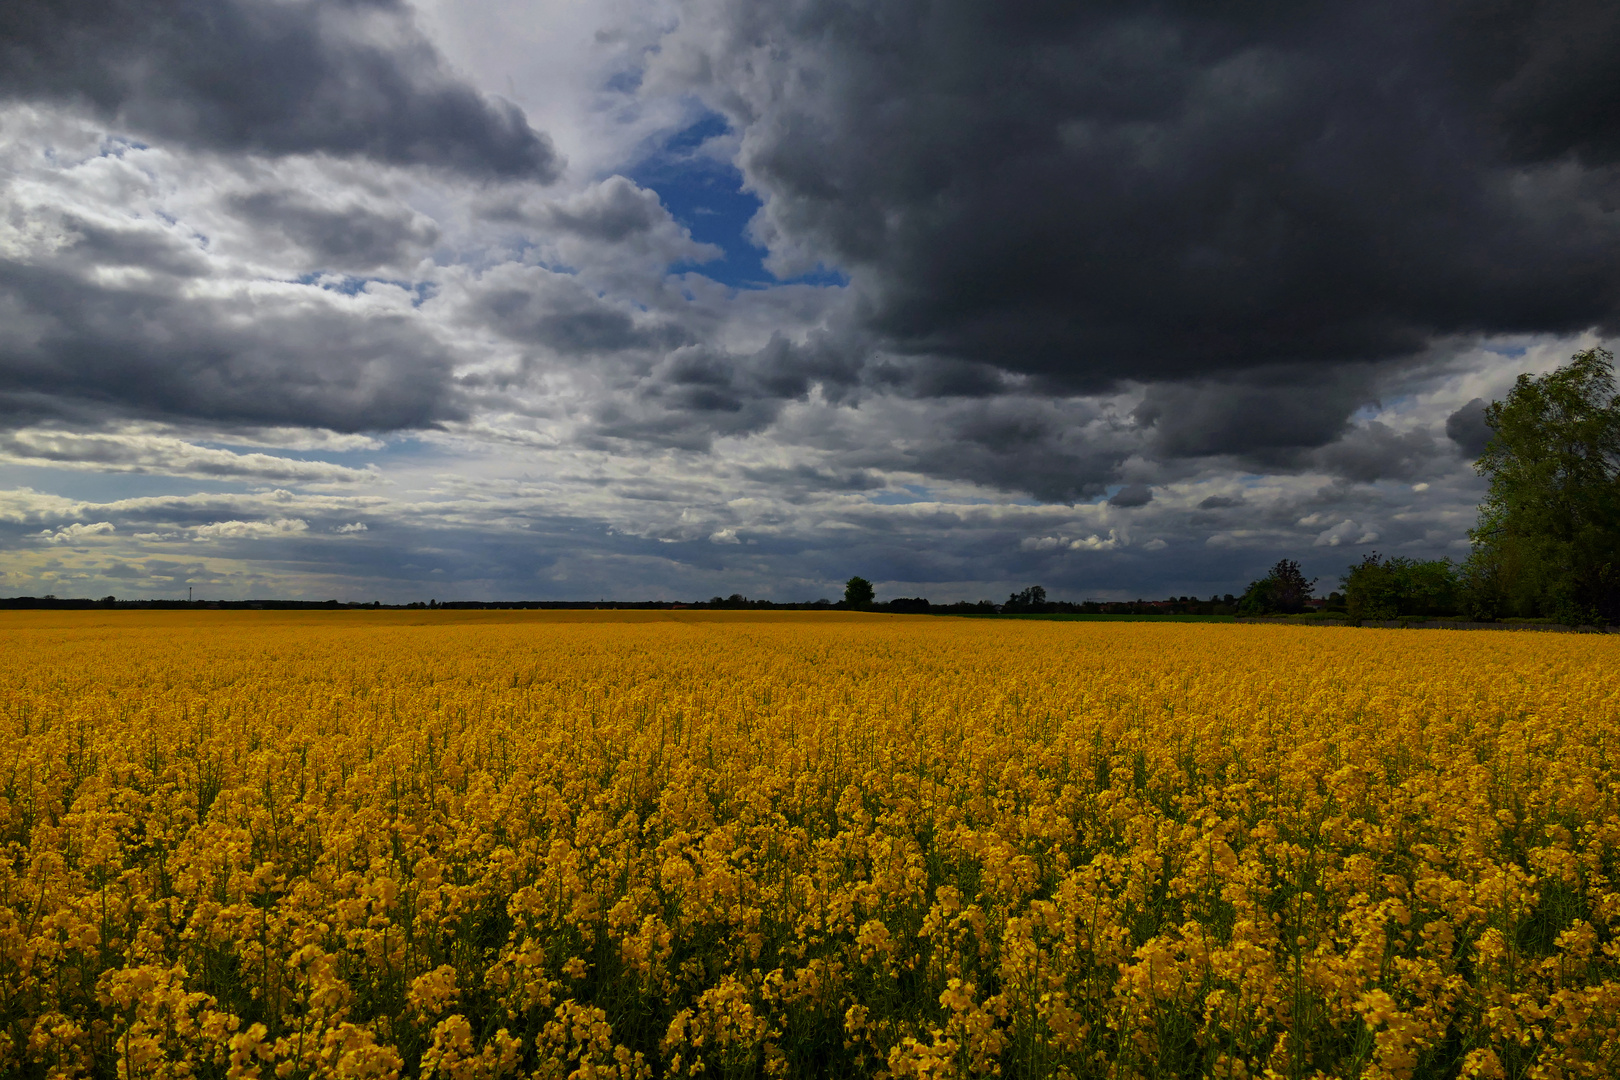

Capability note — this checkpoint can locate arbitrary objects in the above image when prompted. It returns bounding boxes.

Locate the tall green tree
[1465,347,1620,624]
[1004,586,1048,613]
[1342,553,1460,621]
[1239,559,1315,614]
[842,576,875,607]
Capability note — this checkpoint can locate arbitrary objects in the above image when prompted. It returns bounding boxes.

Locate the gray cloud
[541,176,673,242]
[0,428,376,483]
[590,345,796,450]
[0,260,461,432]
[53,214,213,279]
[1133,369,1374,462]
[1449,0,1620,168]
[560,331,870,452]
[1312,421,1439,483]
[787,395,1133,505]
[1445,397,1492,458]
[1108,484,1154,508]
[659,0,1620,410]
[477,176,725,274]
[227,190,440,272]
[736,462,883,495]
[0,0,560,179]
[463,263,690,355]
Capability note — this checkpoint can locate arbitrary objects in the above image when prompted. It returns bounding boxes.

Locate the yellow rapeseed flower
[0,609,1616,1078]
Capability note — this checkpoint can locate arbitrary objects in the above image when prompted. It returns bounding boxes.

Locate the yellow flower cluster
[1,610,1618,1080]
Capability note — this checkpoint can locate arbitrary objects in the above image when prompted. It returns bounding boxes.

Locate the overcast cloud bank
[1,0,1615,601]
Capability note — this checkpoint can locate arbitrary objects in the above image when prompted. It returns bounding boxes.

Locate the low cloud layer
[0,428,377,483]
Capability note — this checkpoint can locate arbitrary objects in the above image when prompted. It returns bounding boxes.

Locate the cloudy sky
[1,0,1616,603]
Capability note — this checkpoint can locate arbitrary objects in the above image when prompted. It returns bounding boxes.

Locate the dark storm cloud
[592,342,814,449]
[889,442,1112,505]
[467,266,691,354]
[748,332,865,402]
[228,191,440,271]
[1446,397,1493,458]
[1448,0,1620,167]
[671,0,1620,445]
[1108,484,1153,508]
[583,327,1123,500]
[1312,422,1439,483]
[653,334,863,411]
[583,332,866,450]
[867,355,1012,399]
[1132,368,1373,461]
[0,0,560,179]
[853,400,1124,504]
[736,463,883,494]
[0,259,460,432]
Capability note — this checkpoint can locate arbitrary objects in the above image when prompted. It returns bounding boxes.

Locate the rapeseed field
[1,611,1617,1080]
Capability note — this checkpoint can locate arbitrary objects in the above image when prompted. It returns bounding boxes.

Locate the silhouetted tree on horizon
[1240,559,1315,614]
[843,576,875,608]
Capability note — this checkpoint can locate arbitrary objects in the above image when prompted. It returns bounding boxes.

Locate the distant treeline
[0,597,828,611]
[0,594,1233,615]
[1238,347,1620,626]
[1236,555,1472,622]
[837,578,1242,617]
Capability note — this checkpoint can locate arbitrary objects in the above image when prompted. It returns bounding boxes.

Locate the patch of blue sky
[629,110,848,290]
[291,273,435,306]
[98,135,150,157]
[1348,400,1389,422]
[1348,390,1439,422]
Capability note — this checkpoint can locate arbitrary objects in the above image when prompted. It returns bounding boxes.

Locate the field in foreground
[1,612,1618,1080]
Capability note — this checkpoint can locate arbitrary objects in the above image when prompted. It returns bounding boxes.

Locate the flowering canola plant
[1,610,1618,1080]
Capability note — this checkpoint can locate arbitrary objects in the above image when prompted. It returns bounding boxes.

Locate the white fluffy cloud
[38,521,115,544]
[1312,519,1382,547]
[191,519,310,541]
[0,428,378,483]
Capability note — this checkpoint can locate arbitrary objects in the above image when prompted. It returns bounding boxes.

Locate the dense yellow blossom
[1,610,1618,1079]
